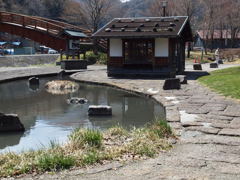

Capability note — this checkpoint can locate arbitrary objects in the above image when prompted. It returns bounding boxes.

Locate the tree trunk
[187,42,191,58]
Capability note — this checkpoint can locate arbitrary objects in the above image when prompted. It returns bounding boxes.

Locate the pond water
[0,77,165,153]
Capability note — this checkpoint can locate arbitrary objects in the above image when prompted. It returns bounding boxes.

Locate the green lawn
[198,66,240,99]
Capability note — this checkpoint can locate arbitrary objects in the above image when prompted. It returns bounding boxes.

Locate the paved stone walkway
[1,64,240,179]
[0,67,61,83]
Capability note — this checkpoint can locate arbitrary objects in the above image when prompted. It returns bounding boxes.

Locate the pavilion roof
[93,16,192,41]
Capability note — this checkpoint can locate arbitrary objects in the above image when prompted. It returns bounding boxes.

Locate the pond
[0,77,165,153]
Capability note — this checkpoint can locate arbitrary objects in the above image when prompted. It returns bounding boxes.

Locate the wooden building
[93,16,193,77]
[196,30,240,50]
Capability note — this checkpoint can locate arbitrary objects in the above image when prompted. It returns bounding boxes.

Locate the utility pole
[162,1,168,17]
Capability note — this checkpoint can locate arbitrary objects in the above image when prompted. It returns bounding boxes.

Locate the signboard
[69,40,80,50]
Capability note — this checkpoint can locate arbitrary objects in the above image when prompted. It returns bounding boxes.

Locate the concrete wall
[0,54,59,67]
[155,38,169,57]
[110,39,123,57]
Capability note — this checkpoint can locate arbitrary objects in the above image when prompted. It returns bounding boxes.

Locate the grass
[0,119,174,178]
[69,128,103,149]
[36,152,75,171]
[198,66,240,99]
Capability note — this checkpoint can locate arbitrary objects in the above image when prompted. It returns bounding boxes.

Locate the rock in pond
[88,105,112,116]
[29,77,39,86]
[0,113,25,132]
[163,78,181,90]
[67,97,88,104]
[45,80,79,95]
[193,63,202,70]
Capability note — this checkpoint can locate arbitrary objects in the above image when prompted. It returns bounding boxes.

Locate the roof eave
[93,35,179,39]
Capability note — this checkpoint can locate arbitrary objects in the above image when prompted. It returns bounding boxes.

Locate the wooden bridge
[0,11,92,51]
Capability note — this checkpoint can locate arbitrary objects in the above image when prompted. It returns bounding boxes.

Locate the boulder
[29,77,39,86]
[88,105,112,116]
[176,75,187,84]
[163,78,181,90]
[210,63,218,68]
[0,113,25,132]
[193,63,202,70]
[45,80,79,95]
[67,97,88,104]
[217,59,223,64]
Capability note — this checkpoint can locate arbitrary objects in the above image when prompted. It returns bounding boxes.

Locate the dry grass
[0,119,174,178]
[186,50,214,63]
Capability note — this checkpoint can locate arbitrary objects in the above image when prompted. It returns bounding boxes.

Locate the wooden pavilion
[93,16,193,77]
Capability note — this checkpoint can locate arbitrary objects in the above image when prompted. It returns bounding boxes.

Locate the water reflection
[0,77,165,153]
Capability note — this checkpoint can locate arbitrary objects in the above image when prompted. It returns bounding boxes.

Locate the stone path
[1,64,240,179]
[0,67,61,83]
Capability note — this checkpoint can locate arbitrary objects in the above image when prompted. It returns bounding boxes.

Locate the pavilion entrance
[123,39,154,69]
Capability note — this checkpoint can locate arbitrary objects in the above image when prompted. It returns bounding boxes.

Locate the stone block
[176,75,187,84]
[193,63,202,70]
[0,113,25,132]
[88,105,112,116]
[210,63,218,68]
[163,78,181,90]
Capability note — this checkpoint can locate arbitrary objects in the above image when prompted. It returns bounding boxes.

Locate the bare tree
[147,0,177,17]
[79,0,116,33]
[0,0,6,11]
[225,0,240,48]
[43,0,68,20]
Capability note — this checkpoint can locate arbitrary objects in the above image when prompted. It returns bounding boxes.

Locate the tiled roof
[93,16,190,38]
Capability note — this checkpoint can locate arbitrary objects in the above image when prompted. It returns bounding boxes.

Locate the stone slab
[185,108,210,114]
[231,118,240,126]
[219,129,240,137]
[224,106,240,117]
[186,126,220,135]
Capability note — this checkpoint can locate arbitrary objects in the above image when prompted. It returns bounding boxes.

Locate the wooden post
[60,49,63,61]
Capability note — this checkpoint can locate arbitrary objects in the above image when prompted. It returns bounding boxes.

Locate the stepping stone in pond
[88,105,112,116]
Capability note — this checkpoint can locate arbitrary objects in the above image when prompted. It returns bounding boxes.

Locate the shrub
[98,53,107,65]
[86,51,98,65]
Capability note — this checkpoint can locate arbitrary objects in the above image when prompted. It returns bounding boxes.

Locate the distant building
[93,16,193,77]
[195,30,240,49]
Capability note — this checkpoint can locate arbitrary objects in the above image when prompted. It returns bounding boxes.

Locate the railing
[0,11,90,36]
